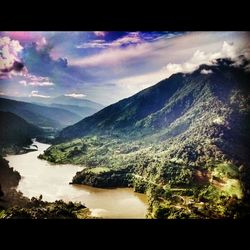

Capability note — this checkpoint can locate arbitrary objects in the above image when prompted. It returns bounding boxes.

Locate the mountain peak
[57,59,250,143]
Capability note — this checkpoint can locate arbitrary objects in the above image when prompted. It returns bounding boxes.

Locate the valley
[40,59,250,218]
[1,47,250,219]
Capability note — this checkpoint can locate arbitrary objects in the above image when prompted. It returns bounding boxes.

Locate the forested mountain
[39,58,250,218]
[0,111,42,150]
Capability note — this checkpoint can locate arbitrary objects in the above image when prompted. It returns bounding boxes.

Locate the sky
[0,31,249,105]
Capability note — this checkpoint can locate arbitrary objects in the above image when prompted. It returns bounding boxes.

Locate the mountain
[0,111,43,149]
[3,95,104,110]
[48,103,100,119]
[0,98,82,129]
[58,59,250,144]
[51,95,104,110]
[41,58,250,218]
[1,95,104,120]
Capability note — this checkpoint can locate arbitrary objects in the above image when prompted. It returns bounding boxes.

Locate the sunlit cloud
[76,32,142,49]
[0,36,23,74]
[116,40,250,95]
[201,69,213,74]
[19,75,54,86]
[71,42,152,67]
[36,37,47,51]
[29,90,51,98]
[93,31,106,37]
[1,32,43,43]
[64,93,87,98]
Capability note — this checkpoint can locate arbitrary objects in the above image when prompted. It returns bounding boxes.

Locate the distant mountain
[51,95,104,110]
[0,98,82,129]
[0,111,43,149]
[49,103,100,119]
[1,95,104,120]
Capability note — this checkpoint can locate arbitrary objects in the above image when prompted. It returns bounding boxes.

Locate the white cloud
[19,80,27,85]
[93,31,106,37]
[71,42,152,67]
[0,36,23,72]
[29,90,51,98]
[19,75,54,86]
[76,39,107,49]
[116,40,249,95]
[64,93,86,98]
[201,69,213,74]
[76,32,142,50]
[28,81,54,86]
[36,37,47,50]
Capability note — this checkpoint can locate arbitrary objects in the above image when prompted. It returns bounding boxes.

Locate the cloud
[76,32,142,49]
[19,75,54,86]
[2,32,43,42]
[93,31,106,37]
[29,90,51,98]
[200,69,213,74]
[19,80,27,85]
[116,40,250,94]
[162,41,249,75]
[0,36,25,78]
[28,81,54,86]
[36,37,47,50]
[71,42,152,67]
[76,39,107,49]
[64,93,86,98]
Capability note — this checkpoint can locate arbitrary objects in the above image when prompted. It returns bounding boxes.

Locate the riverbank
[0,154,91,219]
[4,140,148,218]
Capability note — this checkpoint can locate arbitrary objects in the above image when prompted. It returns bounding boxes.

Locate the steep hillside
[41,59,250,218]
[0,111,43,150]
[58,59,250,142]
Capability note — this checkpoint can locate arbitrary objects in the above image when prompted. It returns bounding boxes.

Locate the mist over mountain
[1,95,104,120]
[0,97,82,129]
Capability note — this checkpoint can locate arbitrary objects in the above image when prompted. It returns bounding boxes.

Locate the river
[5,140,148,218]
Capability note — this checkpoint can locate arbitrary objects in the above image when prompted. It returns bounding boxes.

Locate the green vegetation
[40,60,250,219]
[2,198,91,219]
[2,59,250,219]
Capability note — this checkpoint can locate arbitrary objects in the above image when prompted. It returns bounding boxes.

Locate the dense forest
[40,58,250,218]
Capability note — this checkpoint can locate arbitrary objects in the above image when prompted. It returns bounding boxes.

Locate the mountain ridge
[0,97,83,129]
[58,59,250,142]
[40,58,250,218]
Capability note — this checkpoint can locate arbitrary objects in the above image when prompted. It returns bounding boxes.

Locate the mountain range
[1,95,104,120]
[0,97,84,129]
[41,58,250,218]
